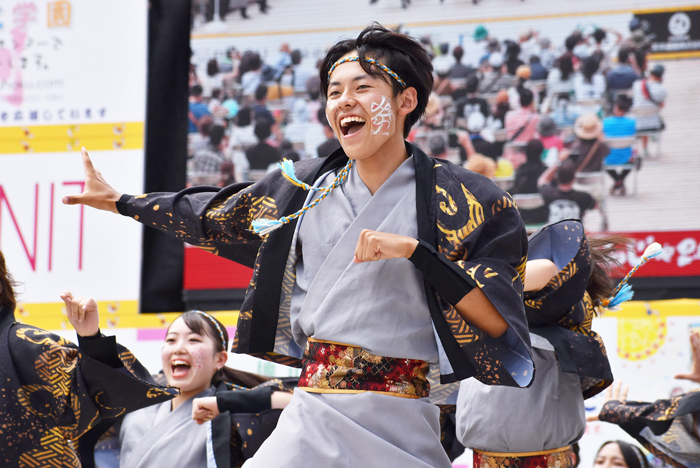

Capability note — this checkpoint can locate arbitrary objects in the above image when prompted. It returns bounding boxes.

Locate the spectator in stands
[517,29,539,64]
[492,89,510,129]
[448,46,474,80]
[469,24,491,68]
[457,130,497,179]
[193,125,227,177]
[229,107,257,149]
[511,140,548,224]
[316,107,341,158]
[190,115,214,156]
[246,119,282,171]
[252,84,274,124]
[529,55,548,81]
[456,74,490,121]
[508,65,537,110]
[603,94,636,195]
[565,113,610,173]
[504,87,540,168]
[538,37,556,70]
[606,48,641,93]
[587,28,623,72]
[290,49,313,95]
[201,59,222,98]
[511,139,547,195]
[428,135,449,160]
[538,160,596,224]
[432,43,454,77]
[465,112,499,161]
[188,85,211,134]
[279,140,300,163]
[560,33,583,68]
[504,41,525,76]
[574,55,606,114]
[537,116,564,165]
[547,55,575,96]
[633,64,666,156]
[480,53,516,93]
[240,52,264,97]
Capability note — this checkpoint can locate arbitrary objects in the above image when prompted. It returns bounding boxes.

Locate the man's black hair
[291,49,302,66]
[211,88,222,100]
[615,94,633,113]
[466,74,480,94]
[558,55,574,81]
[618,48,630,64]
[254,84,268,102]
[439,43,449,55]
[236,107,253,127]
[557,161,576,185]
[254,119,273,142]
[428,135,446,157]
[529,55,541,64]
[593,29,607,44]
[565,35,579,52]
[319,23,434,138]
[453,46,464,63]
[207,59,219,77]
[525,139,543,163]
[519,88,534,108]
[190,84,203,97]
[209,125,225,147]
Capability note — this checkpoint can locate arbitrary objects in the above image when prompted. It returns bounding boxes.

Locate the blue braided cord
[328,56,407,88]
[608,283,634,309]
[251,159,354,236]
[278,159,333,193]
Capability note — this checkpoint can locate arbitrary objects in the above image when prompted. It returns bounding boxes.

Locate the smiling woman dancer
[91,311,292,468]
[64,24,534,467]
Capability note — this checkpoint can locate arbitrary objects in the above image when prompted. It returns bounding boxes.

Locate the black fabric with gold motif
[0,307,177,468]
[116,142,533,388]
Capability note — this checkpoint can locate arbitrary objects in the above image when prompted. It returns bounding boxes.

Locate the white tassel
[643,242,662,260]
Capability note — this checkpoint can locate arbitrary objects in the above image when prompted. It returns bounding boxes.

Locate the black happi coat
[117,143,534,392]
[0,306,177,468]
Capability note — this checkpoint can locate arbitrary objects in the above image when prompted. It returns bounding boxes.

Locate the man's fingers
[619,384,629,401]
[81,147,96,174]
[62,193,84,205]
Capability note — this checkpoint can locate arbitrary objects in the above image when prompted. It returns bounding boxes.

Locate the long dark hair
[0,250,18,311]
[172,312,271,387]
[319,23,434,138]
[559,55,574,81]
[587,235,633,308]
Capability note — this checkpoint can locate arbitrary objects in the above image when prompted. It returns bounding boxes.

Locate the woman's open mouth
[171,359,192,378]
[340,116,366,137]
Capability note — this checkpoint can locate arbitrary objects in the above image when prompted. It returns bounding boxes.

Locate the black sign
[634,8,700,54]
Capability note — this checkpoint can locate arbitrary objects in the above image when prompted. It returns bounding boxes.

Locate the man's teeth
[340,116,366,127]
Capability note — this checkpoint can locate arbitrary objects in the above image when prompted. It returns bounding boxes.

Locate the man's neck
[355,136,410,195]
[558,183,573,192]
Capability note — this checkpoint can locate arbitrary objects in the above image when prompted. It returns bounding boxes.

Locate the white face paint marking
[370,96,393,135]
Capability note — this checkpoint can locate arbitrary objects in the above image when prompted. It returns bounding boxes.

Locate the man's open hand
[61,147,122,213]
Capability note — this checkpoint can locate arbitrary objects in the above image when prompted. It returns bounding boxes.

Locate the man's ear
[397,87,418,116]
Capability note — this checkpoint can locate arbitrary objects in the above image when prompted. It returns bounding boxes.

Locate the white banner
[0,0,147,305]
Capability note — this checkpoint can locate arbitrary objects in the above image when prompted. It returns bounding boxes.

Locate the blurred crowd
[186,17,666,230]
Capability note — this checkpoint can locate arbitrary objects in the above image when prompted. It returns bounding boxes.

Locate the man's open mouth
[340,116,366,137]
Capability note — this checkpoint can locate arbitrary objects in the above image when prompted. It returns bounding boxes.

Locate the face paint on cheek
[190,349,206,377]
[370,96,393,136]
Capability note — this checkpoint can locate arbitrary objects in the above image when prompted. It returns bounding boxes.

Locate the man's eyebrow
[329,74,371,87]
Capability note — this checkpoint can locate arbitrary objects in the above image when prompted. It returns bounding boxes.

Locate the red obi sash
[473,446,573,468]
[297,338,430,399]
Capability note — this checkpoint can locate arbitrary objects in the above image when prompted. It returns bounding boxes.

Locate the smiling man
[64,24,534,467]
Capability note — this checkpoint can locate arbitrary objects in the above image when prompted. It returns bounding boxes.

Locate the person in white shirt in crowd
[587,28,623,72]
[468,24,491,68]
[632,64,667,156]
[547,55,576,96]
[574,55,606,115]
[538,37,557,70]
